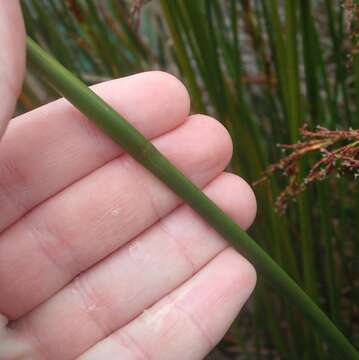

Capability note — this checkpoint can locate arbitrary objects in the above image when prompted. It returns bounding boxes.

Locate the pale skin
[0,2,257,359]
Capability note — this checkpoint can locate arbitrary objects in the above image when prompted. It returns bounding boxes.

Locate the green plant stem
[26,37,359,360]
[160,0,205,113]
[318,184,340,325]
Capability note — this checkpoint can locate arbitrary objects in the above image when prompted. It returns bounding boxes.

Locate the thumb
[0,0,25,139]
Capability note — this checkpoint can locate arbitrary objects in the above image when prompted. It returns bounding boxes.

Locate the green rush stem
[278,6,322,355]
[284,0,300,142]
[160,0,205,113]
[26,37,359,360]
[283,4,319,345]
[26,0,75,72]
[240,0,281,138]
[325,0,352,127]
[318,184,340,325]
[83,0,123,76]
[299,0,322,124]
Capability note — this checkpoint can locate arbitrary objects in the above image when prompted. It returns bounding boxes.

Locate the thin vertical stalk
[160,0,205,113]
[299,0,322,123]
[325,0,352,126]
[318,185,340,326]
[284,0,301,142]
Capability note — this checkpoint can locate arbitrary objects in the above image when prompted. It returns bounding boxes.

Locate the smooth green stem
[160,0,205,113]
[26,37,359,360]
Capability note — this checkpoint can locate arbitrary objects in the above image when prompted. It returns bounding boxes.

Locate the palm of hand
[0,3,256,359]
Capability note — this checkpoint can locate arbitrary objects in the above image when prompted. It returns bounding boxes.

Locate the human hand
[0,2,257,359]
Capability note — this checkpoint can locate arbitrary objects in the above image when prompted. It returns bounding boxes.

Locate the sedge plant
[21,1,359,358]
[26,34,358,360]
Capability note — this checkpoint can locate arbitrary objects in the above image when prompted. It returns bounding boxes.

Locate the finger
[0,71,190,231]
[0,0,25,138]
[11,173,256,360]
[81,248,256,360]
[0,114,233,319]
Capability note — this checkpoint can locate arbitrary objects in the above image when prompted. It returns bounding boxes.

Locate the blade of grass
[317,184,341,326]
[26,36,359,360]
[30,0,75,72]
[324,0,352,127]
[159,0,205,113]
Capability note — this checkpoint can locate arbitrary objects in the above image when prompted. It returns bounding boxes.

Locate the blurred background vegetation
[20,0,358,358]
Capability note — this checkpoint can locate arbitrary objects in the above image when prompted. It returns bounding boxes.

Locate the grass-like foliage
[22,0,359,358]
